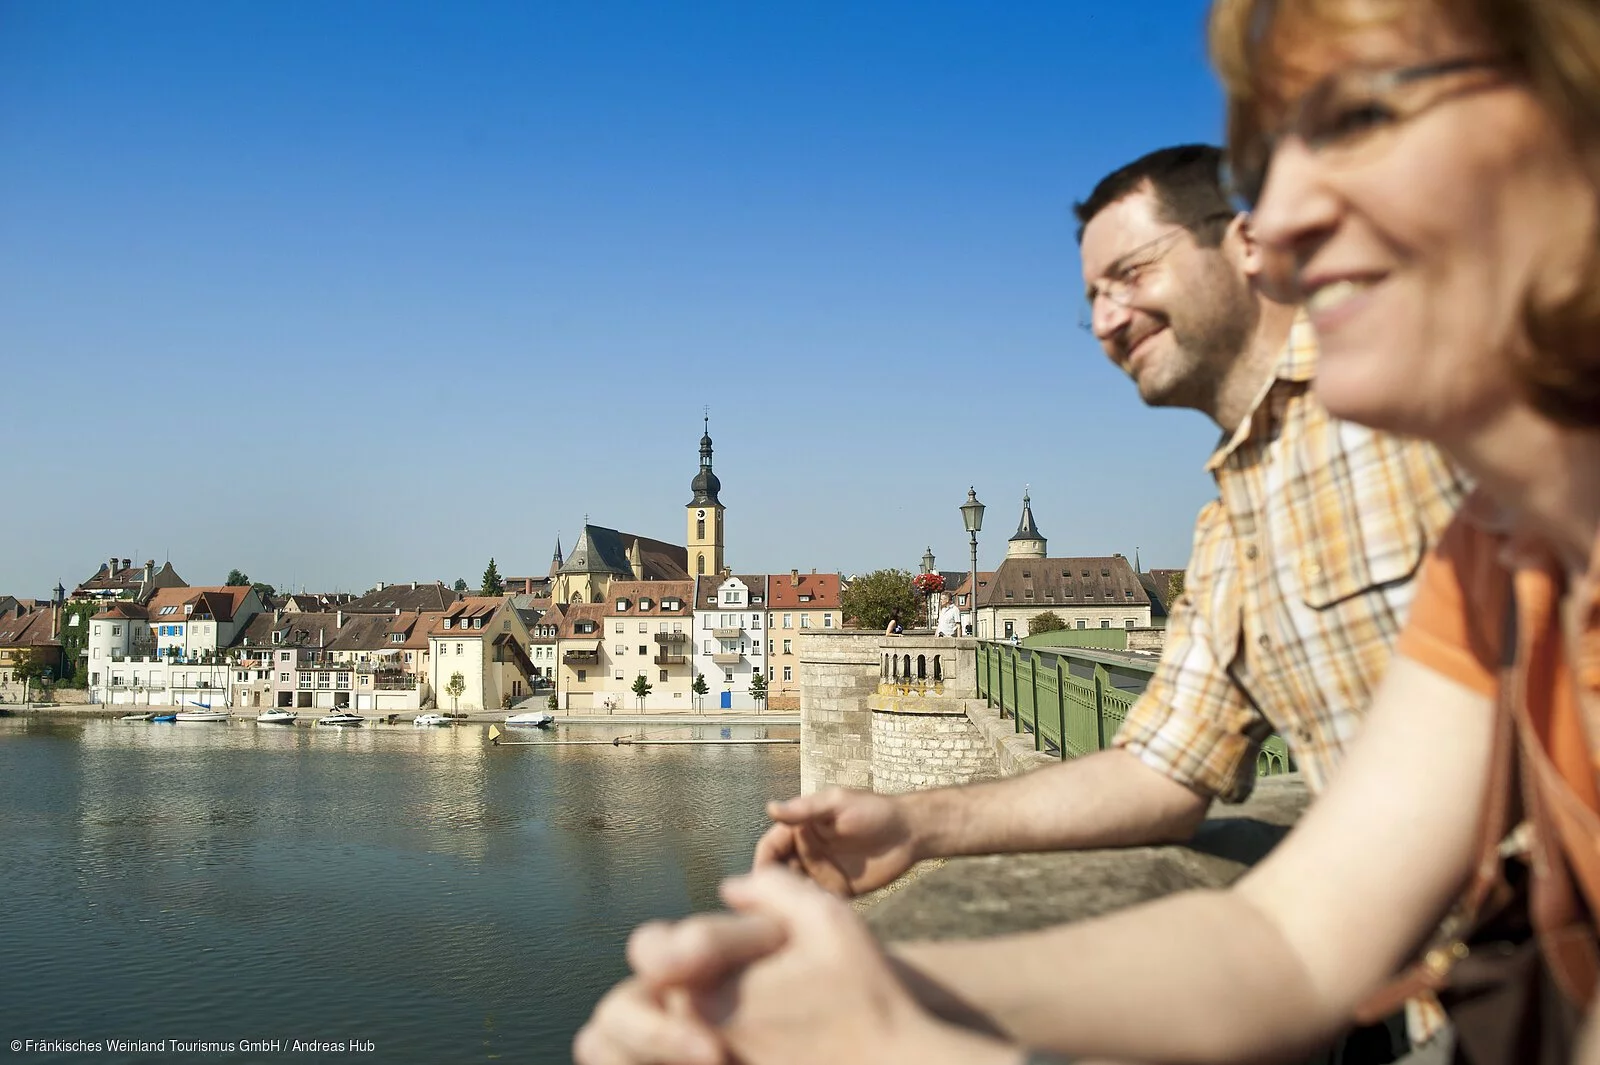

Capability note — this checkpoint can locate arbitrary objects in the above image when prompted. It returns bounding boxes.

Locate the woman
[574,2,1600,1062]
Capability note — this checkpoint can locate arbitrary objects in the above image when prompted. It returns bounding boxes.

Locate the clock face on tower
[696,509,706,518]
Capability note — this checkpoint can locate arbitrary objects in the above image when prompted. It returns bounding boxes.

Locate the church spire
[1006,487,1047,559]
[689,414,722,506]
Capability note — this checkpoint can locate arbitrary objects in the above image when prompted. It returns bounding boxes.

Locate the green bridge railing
[975,642,1293,777]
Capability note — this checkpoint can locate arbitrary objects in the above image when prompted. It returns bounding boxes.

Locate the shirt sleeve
[1393,510,1505,698]
[1113,502,1271,804]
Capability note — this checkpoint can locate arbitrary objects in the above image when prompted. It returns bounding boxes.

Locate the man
[934,594,961,637]
[574,144,1468,1063]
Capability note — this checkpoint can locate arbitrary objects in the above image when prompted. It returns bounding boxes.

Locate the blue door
[720,690,732,709]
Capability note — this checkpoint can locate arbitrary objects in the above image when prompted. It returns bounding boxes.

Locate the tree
[12,647,51,702]
[225,569,250,587]
[840,569,922,632]
[251,582,276,602]
[445,672,466,713]
[57,599,101,687]
[691,672,709,711]
[480,558,505,597]
[748,671,768,712]
[1028,611,1068,636]
[547,691,559,712]
[631,673,653,709]
[453,578,469,593]
[1166,571,1187,606]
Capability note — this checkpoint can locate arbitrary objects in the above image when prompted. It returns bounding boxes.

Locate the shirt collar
[1206,311,1318,473]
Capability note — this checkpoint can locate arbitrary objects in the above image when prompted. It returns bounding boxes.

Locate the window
[659,670,668,682]
[391,633,404,644]
[1004,621,1014,638]
[696,518,705,539]
[616,598,631,612]
[640,598,652,611]
[280,651,291,661]
[783,614,792,629]
[614,671,624,680]
[638,622,647,633]
[703,640,714,654]
[68,614,79,627]
[638,645,647,656]
[1100,619,1111,628]
[702,615,712,629]
[800,616,810,628]
[724,671,733,684]
[455,643,463,655]
[577,670,586,681]
[750,615,760,629]
[112,625,122,636]
[783,639,792,654]
[1076,619,1087,629]
[768,666,774,680]
[798,594,811,603]
[616,645,625,656]
[443,618,452,629]
[280,672,290,682]
[823,614,833,628]
[614,622,623,633]
[752,641,761,654]
[1125,618,1137,628]
[94,625,102,636]
[783,666,792,681]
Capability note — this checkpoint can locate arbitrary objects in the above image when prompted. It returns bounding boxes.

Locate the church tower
[686,417,725,577]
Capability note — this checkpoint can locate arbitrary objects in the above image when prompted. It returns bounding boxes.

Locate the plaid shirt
[1114,315,1469,801]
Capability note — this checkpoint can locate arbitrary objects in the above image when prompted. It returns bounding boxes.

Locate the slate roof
[73,559,186,601]
[429,596,506,637]
[143,586,252,623]
[693,574,767,609]
[559,525,689,583]
[345,582,460,614]
[230,612,343,650]
[1137,568,1186,619]
[979,555,1150,610]
[602,579,694,614]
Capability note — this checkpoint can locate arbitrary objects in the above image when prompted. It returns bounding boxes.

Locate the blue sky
[1,1,1230,596]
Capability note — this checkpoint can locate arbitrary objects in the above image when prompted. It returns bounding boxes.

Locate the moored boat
[256,709,298,724]
[413,712,451,727]
[175,710,230,722]
[317,712,363,727]
[504,711,555,729]
[119,712,157,722]
[151,713,177,723]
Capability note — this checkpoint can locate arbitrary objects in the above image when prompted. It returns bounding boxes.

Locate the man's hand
[751,788,920,896]
[573,910,786,1065]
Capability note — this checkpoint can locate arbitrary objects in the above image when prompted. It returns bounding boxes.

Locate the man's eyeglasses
[1225,56,1506,209]
[1079,212,1234,333]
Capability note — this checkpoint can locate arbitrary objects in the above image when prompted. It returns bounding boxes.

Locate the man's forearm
[903,748,1211,860]
[890,888,1339,1064]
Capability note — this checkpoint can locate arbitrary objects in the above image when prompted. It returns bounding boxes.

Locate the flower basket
[911,572,945,596]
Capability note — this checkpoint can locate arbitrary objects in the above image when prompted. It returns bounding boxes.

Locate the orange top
[1398,496,1600,918]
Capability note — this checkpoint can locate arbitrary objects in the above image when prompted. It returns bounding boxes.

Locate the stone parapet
[797,631,883,795]
[869,684,998,794]
[865,773,1309,941]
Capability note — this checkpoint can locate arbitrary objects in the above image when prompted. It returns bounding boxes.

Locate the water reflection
[0,716,799,1063]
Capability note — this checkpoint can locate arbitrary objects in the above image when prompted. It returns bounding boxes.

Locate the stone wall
[797,631,883,795]
[870,695,998,793]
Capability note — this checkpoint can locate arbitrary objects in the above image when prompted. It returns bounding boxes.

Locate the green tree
[12,647,51,702]
[630,673,653,709]
[251,582,276,602]
[480,558,505,596]
[453,578,469,593]
[547,691,559,712]
[445,671,466,713]
[1166,571,1186,606]
[1028,611,1068,636]
[748,671,768,712]
[225,569,250,587]
[691,672,709,711]
[57,600,101,687]
[840,569,922,632]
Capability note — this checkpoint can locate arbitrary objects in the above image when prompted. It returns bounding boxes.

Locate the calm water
[0,716,799,1063]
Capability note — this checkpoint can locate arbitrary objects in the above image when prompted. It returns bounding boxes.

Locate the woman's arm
[892,657,1494,1062]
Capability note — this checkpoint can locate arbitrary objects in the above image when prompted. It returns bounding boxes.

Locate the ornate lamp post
[920,547,937,628]
[960,488,985,638]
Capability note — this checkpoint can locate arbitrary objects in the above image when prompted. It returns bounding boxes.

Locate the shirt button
[1258,634,1272,651]
[1295,727,1313,744]
[1244,544,1259,561]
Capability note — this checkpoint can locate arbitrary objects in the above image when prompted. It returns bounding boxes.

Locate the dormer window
[391,633,404,643]
[616,598,631,612]
[443,618,452,629]
[473,617,482,629]
[183,604,193,615]
[798,595,811,603]
[639,598,652,611]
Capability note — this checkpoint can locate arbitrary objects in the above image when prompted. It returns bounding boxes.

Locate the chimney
[274,608,283,622]
[122,559,131,571]
[790,568,799,586]
[110,556,119,576]
[144,560,154,584]
[411,580,418,590]
[337,610,344,629]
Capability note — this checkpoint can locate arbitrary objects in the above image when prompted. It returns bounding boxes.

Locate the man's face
[1079,189,1254,411]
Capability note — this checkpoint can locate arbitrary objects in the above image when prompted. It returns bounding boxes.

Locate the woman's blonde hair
[1210,0,1600,427]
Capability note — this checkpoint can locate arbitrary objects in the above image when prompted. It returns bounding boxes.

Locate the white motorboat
[175,710,229,722]
[317,712,363,727]
[504,711,555,729]
[256,709,298,725]
[413,712,451,728]
[119,712,157,722]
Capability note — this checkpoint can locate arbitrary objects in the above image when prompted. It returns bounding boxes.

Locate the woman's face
[1247,8,1594,443]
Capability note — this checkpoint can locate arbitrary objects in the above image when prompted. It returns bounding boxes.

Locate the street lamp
[960,488,985,638]
[920,547,936,629]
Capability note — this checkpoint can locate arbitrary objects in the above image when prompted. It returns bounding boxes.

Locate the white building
[691,574,768,711]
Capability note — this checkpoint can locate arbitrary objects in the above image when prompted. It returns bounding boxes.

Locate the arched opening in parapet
[901,654,911,679]
[933,655,943,682]
[915,654,926,680]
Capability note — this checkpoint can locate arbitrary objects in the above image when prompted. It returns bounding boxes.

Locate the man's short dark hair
[1074,144,1235,246]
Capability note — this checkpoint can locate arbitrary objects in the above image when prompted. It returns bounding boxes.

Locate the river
[0,715,800,1063]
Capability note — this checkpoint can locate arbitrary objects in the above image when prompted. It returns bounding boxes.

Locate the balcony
[653,632,689,645]
[712,627,742,639]
[654,653,687,666]
[712,652,743,665]
[564,649,601,665]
